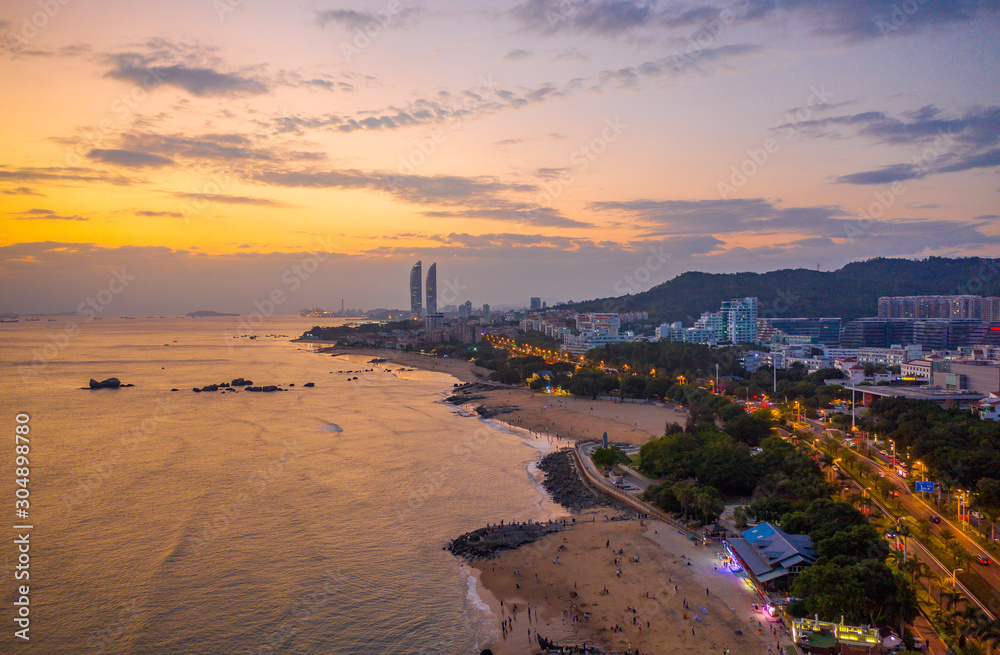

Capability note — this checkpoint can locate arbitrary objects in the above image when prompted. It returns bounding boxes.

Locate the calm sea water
[0,316,559,654]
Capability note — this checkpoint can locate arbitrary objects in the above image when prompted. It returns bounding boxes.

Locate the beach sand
[304,345,491,384]
[304,345,688,445]
[475,512,792,655]
[473,388,689,446]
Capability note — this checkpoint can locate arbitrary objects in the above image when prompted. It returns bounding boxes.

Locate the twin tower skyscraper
[409,261,436,315]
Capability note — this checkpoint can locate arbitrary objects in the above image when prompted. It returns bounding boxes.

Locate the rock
[89,377,122,389]
[192,388,202,393]
[201,384,219,392]
[539,449,617,513]
[288,383,295,387]
[231,378,250,387]
[262,385,278,392]
[304,382,315,387]
[447,522,563,561]
[171,388,178,391]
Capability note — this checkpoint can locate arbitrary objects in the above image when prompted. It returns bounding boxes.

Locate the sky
[1,0,998,314]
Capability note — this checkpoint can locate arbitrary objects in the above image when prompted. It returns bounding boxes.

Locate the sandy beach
[471,388,689,446]
[302,344,688,445]
[302,344,491,383]
[474,511,792,655]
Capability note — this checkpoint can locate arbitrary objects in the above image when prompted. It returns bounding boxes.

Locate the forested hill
[565,257,1000,323]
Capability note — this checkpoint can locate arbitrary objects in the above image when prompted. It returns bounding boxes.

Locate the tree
[816,524,889,565]
[592,446,630,469]
[724,411,773,446]
[733,506,749,529]
[973,478,1000,542]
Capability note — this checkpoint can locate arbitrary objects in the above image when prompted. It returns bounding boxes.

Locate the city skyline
[1,1,999,313]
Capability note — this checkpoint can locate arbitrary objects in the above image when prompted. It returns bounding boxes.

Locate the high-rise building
[426,263,437,314]
[878,295,1000,320]
[482,304,490,316]
[530,297,541,310]
[409,261,422,315]
[758,318,842,346]
[721,297,758,344]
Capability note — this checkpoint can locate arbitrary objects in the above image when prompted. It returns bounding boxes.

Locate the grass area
[629,453,641,468]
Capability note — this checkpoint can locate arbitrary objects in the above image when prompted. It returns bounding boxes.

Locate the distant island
[186,310,239,317]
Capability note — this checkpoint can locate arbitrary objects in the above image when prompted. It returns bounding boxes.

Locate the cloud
[136,210,184,217]
[834,163,925,185]
[503,48,534,61]
[421,206,593,229]
[796,105,1000,184]
[0,186,43,196]
[171,193,294,208]
[8,208,87,221]
[740,0,999,43]
[0,166,134,186]
[591,198,853,237]
[103,52,269,97]
[314,7,422,30]
[510,0,658,36]
[87,149,174,168]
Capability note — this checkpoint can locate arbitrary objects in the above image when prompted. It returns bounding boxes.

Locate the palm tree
[974,616,1000,652]
[941,589,965,612]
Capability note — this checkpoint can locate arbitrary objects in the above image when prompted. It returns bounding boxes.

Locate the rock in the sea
[201,384,219,392]
[192,388,202,393]
[89,377,122,389]
[262,385,278,392]
[171,388,178,391]
[303,382,315,387]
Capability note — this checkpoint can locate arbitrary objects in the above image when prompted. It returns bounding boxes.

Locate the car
[929,515,941,524]
[977,555,991,566]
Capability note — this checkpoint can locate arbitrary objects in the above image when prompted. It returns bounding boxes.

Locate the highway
[799,418,1000,615]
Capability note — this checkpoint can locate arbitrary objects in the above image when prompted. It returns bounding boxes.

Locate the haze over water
[1,316,557,654]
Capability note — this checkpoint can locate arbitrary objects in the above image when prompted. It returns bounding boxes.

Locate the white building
[900,359,933,381]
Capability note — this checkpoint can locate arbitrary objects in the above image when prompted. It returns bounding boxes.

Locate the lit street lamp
[951,568,964,587]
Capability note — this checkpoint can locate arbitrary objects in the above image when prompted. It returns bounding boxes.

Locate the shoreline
[470,513,794,655]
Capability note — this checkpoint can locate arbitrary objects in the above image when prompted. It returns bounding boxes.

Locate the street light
[951,568,964,587]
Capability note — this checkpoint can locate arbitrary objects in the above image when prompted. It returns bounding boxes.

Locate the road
[804,419,1000,615]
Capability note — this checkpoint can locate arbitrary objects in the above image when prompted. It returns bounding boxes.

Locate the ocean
[0,315,560,654]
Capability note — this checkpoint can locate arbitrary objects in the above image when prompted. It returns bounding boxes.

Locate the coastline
[296,342,490,384]
[470,513,794,655]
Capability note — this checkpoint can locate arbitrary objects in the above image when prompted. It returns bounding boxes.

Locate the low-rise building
[724,523,816,597]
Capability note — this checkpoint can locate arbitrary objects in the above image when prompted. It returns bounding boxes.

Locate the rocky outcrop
[89,377,123,389]
[446,521,563,561]
[539,449,616,513]
[303,382,315,387]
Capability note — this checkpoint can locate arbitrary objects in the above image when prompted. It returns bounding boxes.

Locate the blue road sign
[915,481,935,493]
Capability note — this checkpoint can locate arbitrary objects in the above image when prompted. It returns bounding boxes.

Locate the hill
[565,257,1000,322]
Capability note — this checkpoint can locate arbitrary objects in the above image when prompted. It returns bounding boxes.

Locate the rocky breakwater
[446,521,563,561]
[539,449,616,513]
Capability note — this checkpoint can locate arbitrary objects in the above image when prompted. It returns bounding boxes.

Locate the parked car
[929,515,941,524]
[977,555,991,566]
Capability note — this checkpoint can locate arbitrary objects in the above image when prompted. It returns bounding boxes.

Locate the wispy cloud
[88,149,174,168]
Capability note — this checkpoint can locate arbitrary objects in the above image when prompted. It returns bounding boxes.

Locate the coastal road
[839,444,1000,604]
